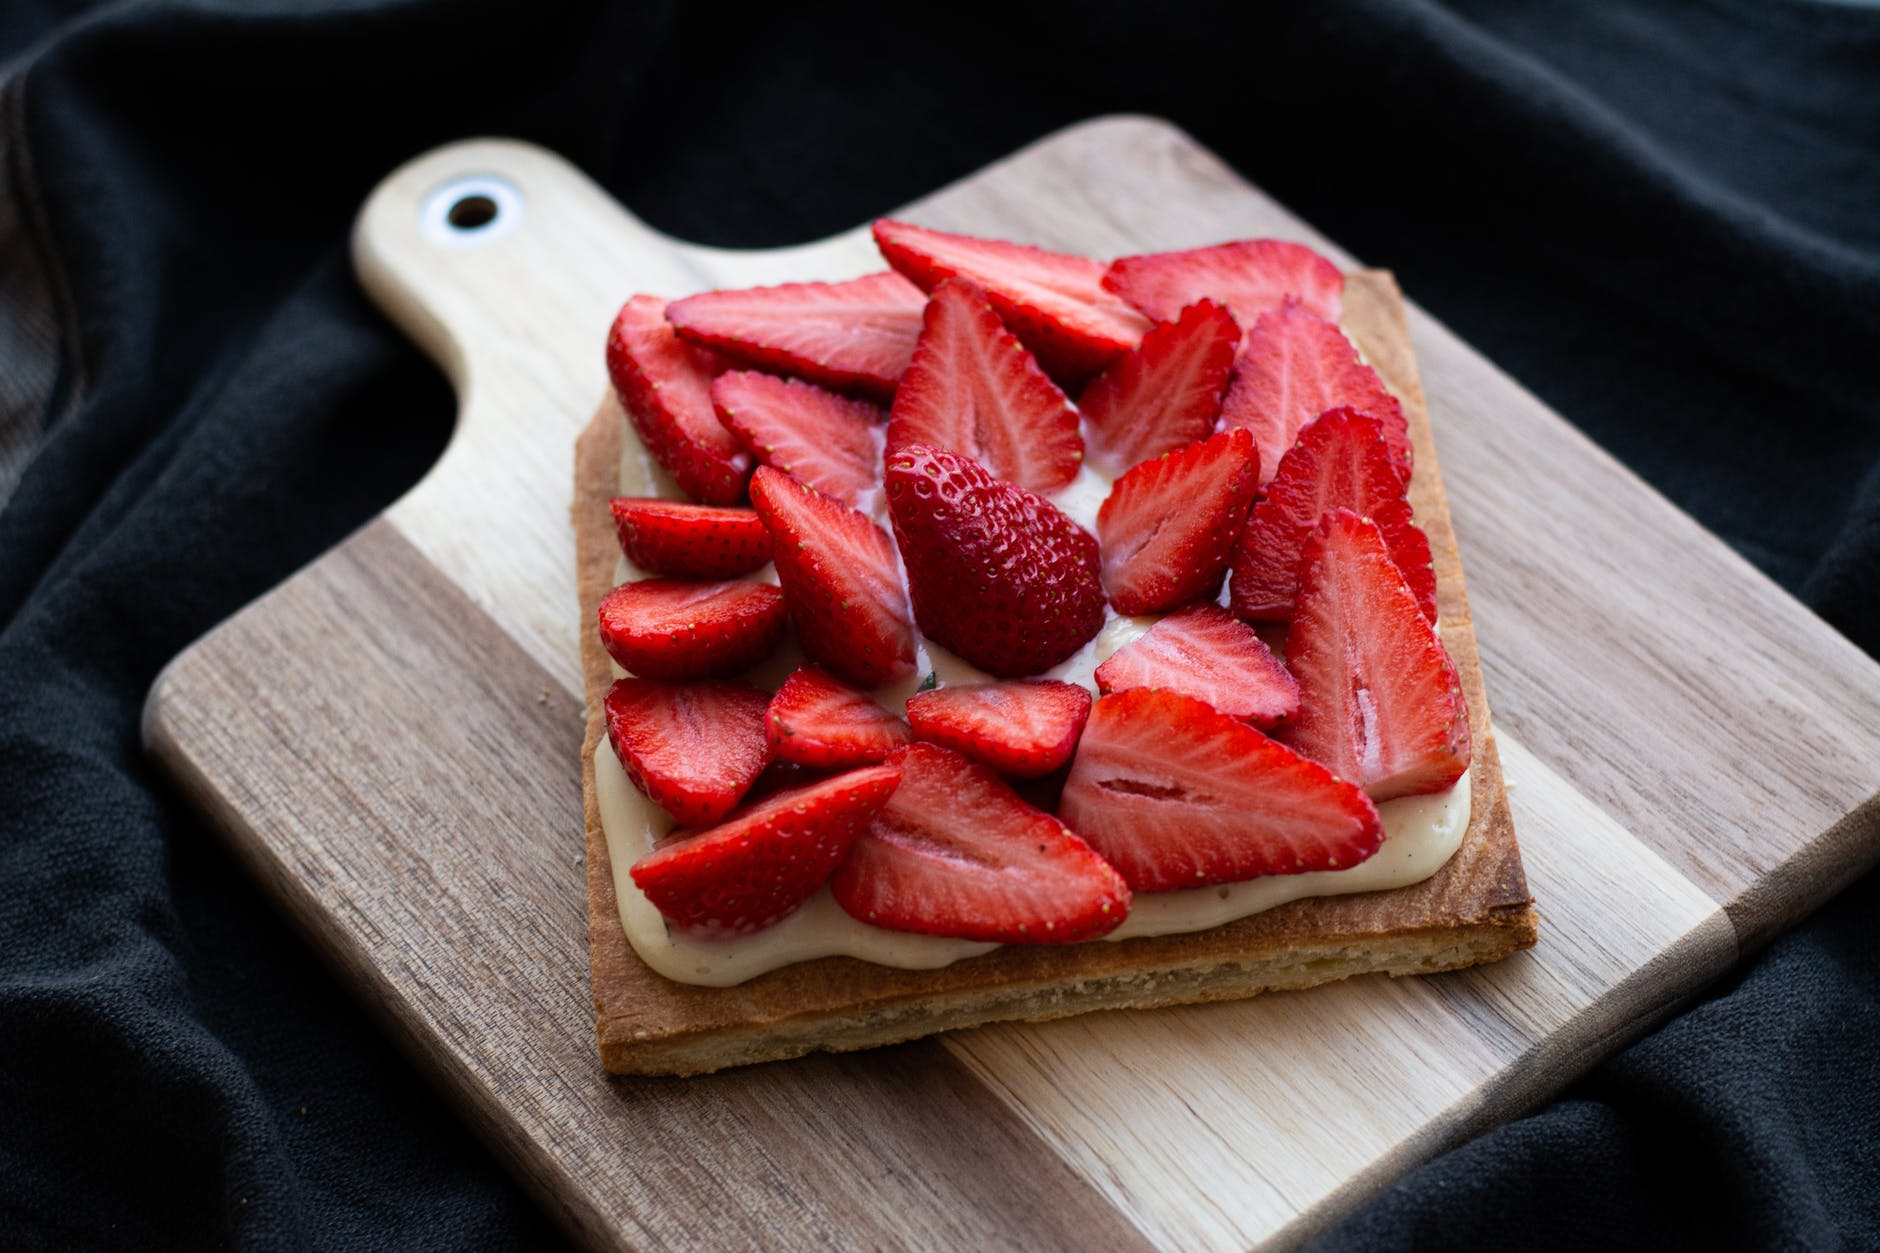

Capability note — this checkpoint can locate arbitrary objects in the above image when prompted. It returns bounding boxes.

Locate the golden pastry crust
[575,270,1537,1076]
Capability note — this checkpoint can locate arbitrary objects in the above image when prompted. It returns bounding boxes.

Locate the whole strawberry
[885,444,1105,678]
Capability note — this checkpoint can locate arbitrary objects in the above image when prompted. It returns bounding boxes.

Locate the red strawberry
[748,467,917,689]
[767,664,912,768]
[605,295,750,504]
[905,680,1092,778]
[1102,238,1345,328]
[608,497,772,579]
[873,218,1149,383]
[885,444,1105,678]
[1096,428,1259,614]
[1218,300,1411,484]
[832,743,1128,942]
[631,764,902,937]
[712,371,885,509]
[1280,510,1471,801]
[1060,688,1383,892]
[1229,407,1436,623]
[885,279,1083,494]
[597,577,786,680]
[603,677,771,826]
[1077,299,1240,475]
[665,271,924,401]
[1093,604,1299,727]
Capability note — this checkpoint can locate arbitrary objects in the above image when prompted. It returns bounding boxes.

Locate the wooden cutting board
[144,117,1880,1251]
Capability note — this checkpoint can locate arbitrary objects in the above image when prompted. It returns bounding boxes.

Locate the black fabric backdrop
[1,1,1876,1248]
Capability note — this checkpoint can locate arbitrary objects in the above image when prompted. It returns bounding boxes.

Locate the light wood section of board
[133,116,1880,1250]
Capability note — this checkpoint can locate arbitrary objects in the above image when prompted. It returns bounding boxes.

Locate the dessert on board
[575,220,1537,1075]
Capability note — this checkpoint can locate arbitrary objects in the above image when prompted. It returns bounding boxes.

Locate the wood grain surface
[143,116,1880,1250]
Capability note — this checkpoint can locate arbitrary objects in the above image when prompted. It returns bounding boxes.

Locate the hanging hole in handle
[419,175,524,249]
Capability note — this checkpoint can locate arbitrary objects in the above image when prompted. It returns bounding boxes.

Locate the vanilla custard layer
[601,417,1470,988]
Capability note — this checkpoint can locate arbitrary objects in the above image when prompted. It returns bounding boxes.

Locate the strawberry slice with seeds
[608,497,772,579]
[1060,688,1383,892]
[886,444,1106,678]
[1230,407,1436,623]
[885,279,1083,494]
[767,664,912,768]
[1093,604,1299,727]
[1078,298,1240,475]
[832,743,1129,942]
[1096,428,1259,614]
[597,577,786,680]
[712,371,885,509]
[749,466,917,689]
[603,677,771,826]
[1219,300,1411,484]
[665,271,924,401]
[905,680,1093,778]
[1102,238,1345,328]
[1280,510,1471,801]
[605,295,751,504]
[873,218,1149,383]
[631,764,903,937]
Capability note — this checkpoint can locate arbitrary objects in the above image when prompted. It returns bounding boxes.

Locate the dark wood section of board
[145,519,1152,1253]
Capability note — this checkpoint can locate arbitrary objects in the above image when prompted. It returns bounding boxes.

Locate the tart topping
[604,677,772,827]
[1077,298,1240,476]
[1060,688,1384,893]
[1280,510,1471,801]
[885,443,1106,678]
[605,294,751,505]
[1096,428,1259,615]
[631,764,903,938]
[712,370,885,509]
[766,664,912,769]
[905,679,1093,779]
[873,217,1150,383]
[1102,238,1345,328]
[1219,300,1412,484]
[831,743,1129,943]
[749,466,918,689]
[597,577,787,681]
[608,497,773,580]
[1231,407,1435,623]
[886,279,1083,494]
[665,271,924,402]
[1093,604,1299,728]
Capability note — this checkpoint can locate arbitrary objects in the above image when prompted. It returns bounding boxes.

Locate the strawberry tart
[575,221,1536,1075]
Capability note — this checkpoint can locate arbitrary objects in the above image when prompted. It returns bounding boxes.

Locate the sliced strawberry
[665,271,924,401]
[905,680,1092,779]
[712,371,884,509]
[631,764,902,937]
[1077,298,1239,475]
[1096,428,1259,614]
[608,497,772,579]
[1219,300,1411,484]
[1229,407,1436,623]
[597,577,786,680]
[832,743,1128,942]
[886,444,1105,678]
[1102,238,1344,328]
[885,279,1083,494]
[748,467,917,689]
[603,677,771,826]
[767,664,912,769]
[1060,689,1383,892]
[1093,604,1299,727]
[1280,510,1471,801]
[873,218,1149,383]
[605,295,750,504]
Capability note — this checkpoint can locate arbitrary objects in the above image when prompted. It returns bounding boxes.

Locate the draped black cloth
[2,2,1875,1247]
